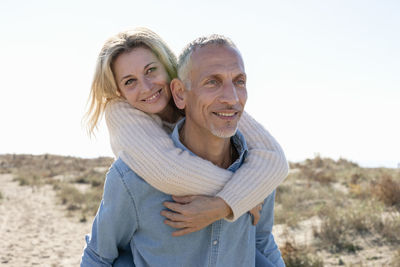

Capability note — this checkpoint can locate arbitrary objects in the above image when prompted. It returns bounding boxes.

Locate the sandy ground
[0,174,91,267]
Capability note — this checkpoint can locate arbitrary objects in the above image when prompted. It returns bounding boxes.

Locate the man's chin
[210,126,238,139]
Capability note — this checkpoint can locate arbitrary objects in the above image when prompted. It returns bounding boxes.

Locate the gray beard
[210,125,238,138]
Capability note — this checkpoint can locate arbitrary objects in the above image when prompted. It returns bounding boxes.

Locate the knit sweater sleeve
[105,100,288,221]
[216,111,289,219]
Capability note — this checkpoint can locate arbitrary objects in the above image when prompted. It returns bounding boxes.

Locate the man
[82,35,284,266]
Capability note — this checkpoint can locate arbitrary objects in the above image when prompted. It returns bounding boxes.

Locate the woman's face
[113,47,172,115]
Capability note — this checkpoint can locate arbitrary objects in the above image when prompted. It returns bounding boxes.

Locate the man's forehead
[190,45,245,75]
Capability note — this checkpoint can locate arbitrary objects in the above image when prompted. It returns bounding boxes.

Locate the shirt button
[213,240,218,245]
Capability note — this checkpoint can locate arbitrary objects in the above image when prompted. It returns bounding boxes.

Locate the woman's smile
[142,88,162,103]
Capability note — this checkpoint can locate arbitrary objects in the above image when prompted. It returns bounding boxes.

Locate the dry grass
[57,183,86,211]
[372,173,400,209]
[374,213,400,244]
[281,156,400,264]
[74,169,106,187]
[14,173,44,187]
[0,154,111,219]
[314,207,361,253]
[54,170,106,217]
[275,182,325,227]
[0,154,112,179]
[289,155,359,185]
[313,201,384,252]
[280,241,323,267]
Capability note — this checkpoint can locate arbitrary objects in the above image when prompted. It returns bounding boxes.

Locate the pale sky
[1,0,399,167]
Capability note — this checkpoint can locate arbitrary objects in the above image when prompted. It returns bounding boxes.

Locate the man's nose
[220,82,239,105]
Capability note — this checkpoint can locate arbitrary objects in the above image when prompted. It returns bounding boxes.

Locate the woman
[83,27,287,265]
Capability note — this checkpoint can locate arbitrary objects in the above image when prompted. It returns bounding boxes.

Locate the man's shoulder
[104,158,142,189]
[111,157,132,176]
[108,157,162,196]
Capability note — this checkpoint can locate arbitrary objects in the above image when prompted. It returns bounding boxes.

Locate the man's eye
[236,79,246,86]
[125,78,136,86]
[206,79,218,85]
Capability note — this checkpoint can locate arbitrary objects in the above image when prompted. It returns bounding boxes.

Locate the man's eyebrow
[119,62,157,82]
[200,73,220,81]
[235,73,247,78]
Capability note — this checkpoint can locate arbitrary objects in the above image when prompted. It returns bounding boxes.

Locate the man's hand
[161,195,232,237]
[249,203,263,226]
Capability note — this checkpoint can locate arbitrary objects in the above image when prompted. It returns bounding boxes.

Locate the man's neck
[179,122,233,169]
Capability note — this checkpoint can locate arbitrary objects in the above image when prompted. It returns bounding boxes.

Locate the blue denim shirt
[81,118,284,267]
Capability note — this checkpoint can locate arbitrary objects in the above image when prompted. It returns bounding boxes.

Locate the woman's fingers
[161,195,230,236]
[162,201,185,213]
[160,210,186,222]
[172,195,195,204]
[249,203,263,225]
[163,219,187,229]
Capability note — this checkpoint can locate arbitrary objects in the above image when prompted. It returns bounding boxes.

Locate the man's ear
[170,78,186,110]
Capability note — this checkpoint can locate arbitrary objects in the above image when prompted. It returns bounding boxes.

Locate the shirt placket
[208,220,222,267]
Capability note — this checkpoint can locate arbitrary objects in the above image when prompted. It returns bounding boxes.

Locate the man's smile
[212,110,240,120]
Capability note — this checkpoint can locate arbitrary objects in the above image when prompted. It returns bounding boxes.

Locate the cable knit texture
[105,100,289,221]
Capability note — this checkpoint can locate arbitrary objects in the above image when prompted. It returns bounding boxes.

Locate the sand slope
[0,174,91,267]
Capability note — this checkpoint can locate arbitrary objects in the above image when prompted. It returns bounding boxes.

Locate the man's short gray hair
[177,34,238,89]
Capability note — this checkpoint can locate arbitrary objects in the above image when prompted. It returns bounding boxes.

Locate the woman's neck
[157,102,181,123]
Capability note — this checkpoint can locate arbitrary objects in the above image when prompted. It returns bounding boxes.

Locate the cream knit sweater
[105,100,288,221]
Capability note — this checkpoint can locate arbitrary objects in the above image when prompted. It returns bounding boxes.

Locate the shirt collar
[171,118,248,172]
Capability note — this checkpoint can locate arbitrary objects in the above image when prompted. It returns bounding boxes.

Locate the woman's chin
[142,102,168,115]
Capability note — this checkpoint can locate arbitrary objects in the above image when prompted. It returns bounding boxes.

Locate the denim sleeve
[255,191,285,267]
[81,165,138,267]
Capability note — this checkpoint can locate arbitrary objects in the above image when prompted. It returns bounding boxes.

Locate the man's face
[184,45,247,139]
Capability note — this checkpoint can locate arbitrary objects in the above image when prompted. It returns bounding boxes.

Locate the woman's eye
[125,78,136,86]
[146,67,157,74]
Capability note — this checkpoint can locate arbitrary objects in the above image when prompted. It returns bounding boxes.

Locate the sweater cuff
[216,191,245,222]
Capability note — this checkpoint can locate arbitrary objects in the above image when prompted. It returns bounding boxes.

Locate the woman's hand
[249,203,263,226]
[161,195,232,237]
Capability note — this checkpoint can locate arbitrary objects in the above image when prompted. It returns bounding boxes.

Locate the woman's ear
[170,78,186,110]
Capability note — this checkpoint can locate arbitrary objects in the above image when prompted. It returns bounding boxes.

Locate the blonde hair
[84,27,177,135]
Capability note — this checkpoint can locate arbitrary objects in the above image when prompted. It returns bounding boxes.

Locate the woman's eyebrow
[120,74,133,82]
[144,62,157,70]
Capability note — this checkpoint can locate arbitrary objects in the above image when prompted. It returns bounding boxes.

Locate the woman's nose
[141,78,153,92]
